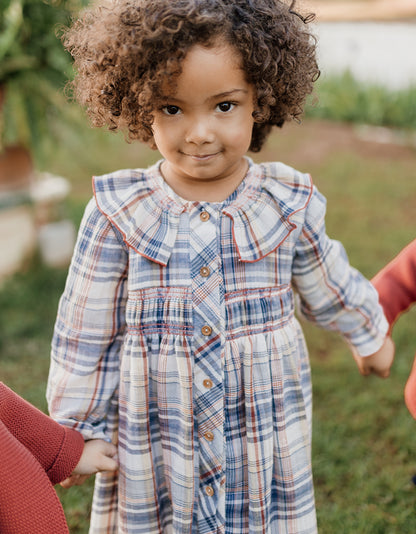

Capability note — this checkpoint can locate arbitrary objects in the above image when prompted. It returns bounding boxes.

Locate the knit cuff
[47,427,85,486]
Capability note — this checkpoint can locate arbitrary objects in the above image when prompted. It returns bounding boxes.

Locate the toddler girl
[47,1,394,532]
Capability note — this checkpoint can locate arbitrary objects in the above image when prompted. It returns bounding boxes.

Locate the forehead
[160,42,251,99]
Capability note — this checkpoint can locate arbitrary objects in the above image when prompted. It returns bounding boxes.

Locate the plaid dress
[47,159,387,534]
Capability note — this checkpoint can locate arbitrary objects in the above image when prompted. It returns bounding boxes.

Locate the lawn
[1,116,415,532]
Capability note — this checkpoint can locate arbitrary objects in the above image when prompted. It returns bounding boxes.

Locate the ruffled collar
[93,158,313,266]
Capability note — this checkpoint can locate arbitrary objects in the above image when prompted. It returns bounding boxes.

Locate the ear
[147,137,158,150]
[146,123,157,150]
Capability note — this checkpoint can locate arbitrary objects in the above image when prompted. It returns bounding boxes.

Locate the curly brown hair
[63,0,319,152]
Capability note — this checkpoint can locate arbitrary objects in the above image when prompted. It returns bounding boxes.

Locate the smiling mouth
[183,151,220,161]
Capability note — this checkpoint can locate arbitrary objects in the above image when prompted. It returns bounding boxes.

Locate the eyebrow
[211,89,249,99]
[161,88,249,103]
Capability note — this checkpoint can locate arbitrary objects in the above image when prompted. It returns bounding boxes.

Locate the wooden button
[205,486,214,496]
[200,266,210,277]
[204,431,214,441]
[203,379,213,389]
[201,325,212,336]
[200,211,210,222]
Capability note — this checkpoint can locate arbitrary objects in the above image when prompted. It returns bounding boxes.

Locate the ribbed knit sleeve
[372,239,416,332]
[0,382,84,485]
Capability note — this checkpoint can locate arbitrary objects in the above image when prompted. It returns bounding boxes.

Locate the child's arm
[371,239,416,331]
[348,240,416,378]
[372,239,416,415]
[0,381,84,485]
[292,186,389,367]
[47,198,128,442]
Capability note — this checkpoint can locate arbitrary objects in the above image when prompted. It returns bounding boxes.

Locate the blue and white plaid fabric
[47,159,387,533]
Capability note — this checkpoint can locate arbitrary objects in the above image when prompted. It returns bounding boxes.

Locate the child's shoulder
[259,160,313,189]
[92,165,157,213]
[89,164,176,262]
[256,160,316,213]
[89,165,156,230]
[93,167,152,194]
[250,159,329,230]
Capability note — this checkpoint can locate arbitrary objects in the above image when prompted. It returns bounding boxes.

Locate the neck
[160,159,249,202]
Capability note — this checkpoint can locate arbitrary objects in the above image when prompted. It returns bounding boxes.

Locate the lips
[184,151,220,160]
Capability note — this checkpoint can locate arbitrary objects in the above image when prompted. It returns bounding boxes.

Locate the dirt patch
[258,119,416,169]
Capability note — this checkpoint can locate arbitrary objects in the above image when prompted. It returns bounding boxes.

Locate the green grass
[307,313,416,533]
[306,72,416,131]
[1,113,415,532]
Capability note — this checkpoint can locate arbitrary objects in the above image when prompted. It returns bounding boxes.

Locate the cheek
[230,117,254,147]
[152,123,176,152]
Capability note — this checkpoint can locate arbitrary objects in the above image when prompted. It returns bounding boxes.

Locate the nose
[184,115,215,145]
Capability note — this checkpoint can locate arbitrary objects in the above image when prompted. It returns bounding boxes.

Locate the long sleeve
[372,239,416,331]
[371,239,416,419]
[47,198,128,440]
[292,187,388,357]
[0,382,85,533]
[0,382,84,485]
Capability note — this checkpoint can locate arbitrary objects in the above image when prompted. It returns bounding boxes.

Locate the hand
[60,439,118,488]
[60,473,90,488]
[352,336,395,378]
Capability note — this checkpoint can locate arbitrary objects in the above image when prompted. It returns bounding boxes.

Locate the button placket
[190,204,225,530]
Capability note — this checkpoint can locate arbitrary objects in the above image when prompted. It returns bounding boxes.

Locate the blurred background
[0,0,415,532]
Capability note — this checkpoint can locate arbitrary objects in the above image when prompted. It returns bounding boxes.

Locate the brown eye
[217,101,235,112]
[163,105,181,115]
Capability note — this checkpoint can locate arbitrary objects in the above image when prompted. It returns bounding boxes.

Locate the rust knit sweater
[0,382,85,533]
[372,239,416,418]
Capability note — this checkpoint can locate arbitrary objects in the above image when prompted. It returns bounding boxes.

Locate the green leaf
[0,0,88,161]
[0,0,23,61]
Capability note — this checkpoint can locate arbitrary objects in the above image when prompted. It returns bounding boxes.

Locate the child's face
[152,42,256,201]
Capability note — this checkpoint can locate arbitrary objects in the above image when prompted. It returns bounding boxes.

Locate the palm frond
[0,0,90,161]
